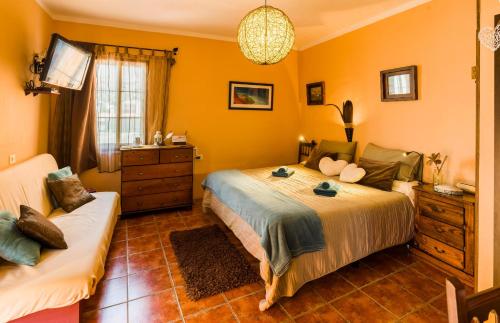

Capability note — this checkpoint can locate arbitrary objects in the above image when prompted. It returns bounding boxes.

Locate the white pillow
[318,157,348,176]
[339,164,366,183]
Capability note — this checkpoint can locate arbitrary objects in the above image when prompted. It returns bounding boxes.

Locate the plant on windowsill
[426,152,448,187]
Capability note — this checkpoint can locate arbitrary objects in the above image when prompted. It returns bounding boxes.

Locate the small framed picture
[380,66,418,101]
[228,81,274,111]
[306,82,325,105]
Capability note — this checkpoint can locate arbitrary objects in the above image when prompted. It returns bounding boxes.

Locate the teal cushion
[318,140,357,163]
[48,166,72,180]
[362,143,422,182]
[0,211,41,266]
[47,167,73,208]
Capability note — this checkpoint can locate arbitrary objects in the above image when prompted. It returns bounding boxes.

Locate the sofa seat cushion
[0,192,120,322]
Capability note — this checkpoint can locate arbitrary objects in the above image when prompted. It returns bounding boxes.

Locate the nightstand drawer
[160,149,193,163]
[418,196,464,227]
[122,149,159,166]
[416,215,464,249]
[122,190,192,212]
[415,234,464,270]
[122,176,193,197]
[122,163,193,181]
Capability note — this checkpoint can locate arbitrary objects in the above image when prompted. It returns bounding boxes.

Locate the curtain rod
[78,41,178,55]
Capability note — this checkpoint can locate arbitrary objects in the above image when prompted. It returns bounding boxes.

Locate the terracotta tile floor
[82,201,460,323]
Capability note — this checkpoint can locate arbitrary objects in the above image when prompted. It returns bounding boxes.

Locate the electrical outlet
[194,147,203,160]
[9,154,16,165]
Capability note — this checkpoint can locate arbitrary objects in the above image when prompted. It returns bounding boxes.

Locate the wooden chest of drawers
[120,145,194,214]
[411,184,476,286]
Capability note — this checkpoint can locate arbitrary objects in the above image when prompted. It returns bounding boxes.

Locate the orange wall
[478,0,499,290]
[298,0,476,185]
[0,1,53,169]
[53,21,301,197]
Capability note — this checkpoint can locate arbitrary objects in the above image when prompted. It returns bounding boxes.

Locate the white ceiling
[37,0,430,50]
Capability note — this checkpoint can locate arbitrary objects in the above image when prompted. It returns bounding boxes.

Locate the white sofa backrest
[0,154,58,218]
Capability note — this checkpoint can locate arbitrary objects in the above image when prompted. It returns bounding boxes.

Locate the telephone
[165,131,187,145]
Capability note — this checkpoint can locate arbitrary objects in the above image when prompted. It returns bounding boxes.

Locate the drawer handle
[429,204,444,213]
[138,186,143,191]
[175,155,180,158]
[139,156,144,160]
[138,172,144,176]
[433,246,446,254]
[435,227,445,234]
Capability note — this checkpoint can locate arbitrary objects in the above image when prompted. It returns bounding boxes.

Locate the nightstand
[411,184,476,287]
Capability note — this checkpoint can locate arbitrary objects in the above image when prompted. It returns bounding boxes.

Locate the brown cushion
[304,148,338,171]
[17,205,67,249]
[358,158,400,191]
[47,174,96,213]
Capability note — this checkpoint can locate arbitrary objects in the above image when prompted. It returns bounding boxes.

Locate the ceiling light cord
[264,0,268,64]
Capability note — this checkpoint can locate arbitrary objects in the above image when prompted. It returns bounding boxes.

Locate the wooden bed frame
[298,140,317,163]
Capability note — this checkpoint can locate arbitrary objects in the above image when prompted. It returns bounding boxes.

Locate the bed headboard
[298,140,317,163]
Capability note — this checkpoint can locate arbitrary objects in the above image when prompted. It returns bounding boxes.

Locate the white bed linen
[203,165,415,310]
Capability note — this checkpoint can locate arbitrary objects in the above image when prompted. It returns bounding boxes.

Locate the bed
[202,140,421,310]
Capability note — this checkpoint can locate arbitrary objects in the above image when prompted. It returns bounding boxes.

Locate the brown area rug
[170,225,260,300]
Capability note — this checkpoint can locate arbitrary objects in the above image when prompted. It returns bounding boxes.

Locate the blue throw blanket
[202,170,325,276]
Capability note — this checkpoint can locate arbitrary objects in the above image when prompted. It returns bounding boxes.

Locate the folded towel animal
[313,181,341,197]
[272,166,295,178]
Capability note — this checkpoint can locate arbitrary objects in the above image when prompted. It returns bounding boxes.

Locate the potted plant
[426,153,448,187]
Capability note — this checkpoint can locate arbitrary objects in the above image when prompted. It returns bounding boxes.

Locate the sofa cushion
[47,166,72,180]
[47,166,73,208]
[47,175,96,213]
[0,211,40,266]
[17,205,67,249]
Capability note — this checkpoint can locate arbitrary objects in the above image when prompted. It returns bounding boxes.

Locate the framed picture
[380,65,418,101]
[306,82,325,105]
[228,81,274,111]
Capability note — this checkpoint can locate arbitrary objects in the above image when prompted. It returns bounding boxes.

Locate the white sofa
[0,154,120,322]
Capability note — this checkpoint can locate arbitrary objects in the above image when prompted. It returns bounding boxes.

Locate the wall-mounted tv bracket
[24,54,59,96]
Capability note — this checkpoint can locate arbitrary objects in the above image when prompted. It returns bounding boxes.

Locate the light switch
[9,154,16,165]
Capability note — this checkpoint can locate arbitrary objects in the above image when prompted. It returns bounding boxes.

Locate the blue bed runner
[202,170,325,276]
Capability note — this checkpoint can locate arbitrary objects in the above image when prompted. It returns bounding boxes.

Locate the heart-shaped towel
[339,163,366,183]
[318,157,348,176]
[478,24,500,51]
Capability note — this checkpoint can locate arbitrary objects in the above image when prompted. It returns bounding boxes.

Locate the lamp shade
[237,5,295,65]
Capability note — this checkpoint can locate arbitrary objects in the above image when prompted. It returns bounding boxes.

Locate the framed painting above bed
[380,65,418,102]
[306,82,325,105]
[228,81,274,111]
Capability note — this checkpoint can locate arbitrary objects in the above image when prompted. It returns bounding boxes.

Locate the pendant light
[237,0,295,65]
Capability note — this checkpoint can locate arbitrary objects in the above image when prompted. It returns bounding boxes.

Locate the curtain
[146,52,175,144]
[95,49,148,172]
[49,44,175,174]
[48,43,98,174]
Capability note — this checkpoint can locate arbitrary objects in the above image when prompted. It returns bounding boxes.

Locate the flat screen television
[40,33,92,91]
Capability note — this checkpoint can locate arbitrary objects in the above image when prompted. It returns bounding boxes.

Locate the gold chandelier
[237,1,295,65]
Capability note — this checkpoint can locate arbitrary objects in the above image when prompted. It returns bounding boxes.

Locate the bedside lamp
[324,100,354,142]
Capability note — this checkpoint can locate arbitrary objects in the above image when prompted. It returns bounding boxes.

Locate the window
[96,59,147,148]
